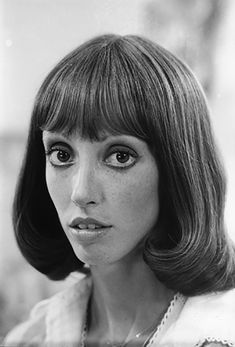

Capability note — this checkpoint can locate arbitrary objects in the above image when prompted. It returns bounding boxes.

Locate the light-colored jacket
[4,274,235,347]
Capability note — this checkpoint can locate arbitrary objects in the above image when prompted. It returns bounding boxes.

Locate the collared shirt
[4,274,235,347]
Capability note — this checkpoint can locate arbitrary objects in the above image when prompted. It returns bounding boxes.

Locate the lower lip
[70,227,111,243]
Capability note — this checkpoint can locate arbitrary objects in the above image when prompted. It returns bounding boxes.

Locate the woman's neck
[88,253,174,345]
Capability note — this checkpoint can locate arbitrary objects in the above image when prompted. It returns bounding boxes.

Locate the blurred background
[0,0,235,341]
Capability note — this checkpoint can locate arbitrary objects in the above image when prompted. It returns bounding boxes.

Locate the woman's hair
[13,34,235,295]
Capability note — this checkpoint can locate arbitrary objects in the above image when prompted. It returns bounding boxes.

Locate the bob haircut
[13,34,235,295]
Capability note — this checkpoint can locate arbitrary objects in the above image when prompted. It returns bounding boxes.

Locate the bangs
[36,37,151,142]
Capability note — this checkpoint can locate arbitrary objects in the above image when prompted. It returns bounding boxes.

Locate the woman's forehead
[42,129,142,142]
[42,128,120,142]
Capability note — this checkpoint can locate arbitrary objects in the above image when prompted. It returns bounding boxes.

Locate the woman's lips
[69,225,111,243]
[70,217,111,229]
[69,217,112,243]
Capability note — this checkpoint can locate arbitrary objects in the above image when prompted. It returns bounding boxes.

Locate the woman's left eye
[105,148,138,168]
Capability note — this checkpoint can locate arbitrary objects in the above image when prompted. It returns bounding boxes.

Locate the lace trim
[146,292,185,346]
[195,337,234,347]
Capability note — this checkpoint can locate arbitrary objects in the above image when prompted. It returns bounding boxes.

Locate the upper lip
[69,217,111,228]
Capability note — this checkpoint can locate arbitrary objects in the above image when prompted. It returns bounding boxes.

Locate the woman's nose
[70,163,102,208]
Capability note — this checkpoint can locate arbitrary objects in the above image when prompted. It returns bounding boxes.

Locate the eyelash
[44,144,138,170]
[45,146,73,167]
[105,147,138,169]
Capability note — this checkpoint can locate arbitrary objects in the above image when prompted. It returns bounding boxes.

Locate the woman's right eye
[45,147,73,167]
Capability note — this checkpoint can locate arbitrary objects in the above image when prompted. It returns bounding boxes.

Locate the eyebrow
[42,131,142,147]
[42,131,114,143]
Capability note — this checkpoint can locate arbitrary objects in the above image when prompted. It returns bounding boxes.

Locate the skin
[42,130,173,346]
[42,130,160,266]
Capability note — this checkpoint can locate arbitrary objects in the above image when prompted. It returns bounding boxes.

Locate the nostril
[71,197,96,207]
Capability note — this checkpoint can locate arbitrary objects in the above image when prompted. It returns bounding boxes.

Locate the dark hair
[13,34,235,295]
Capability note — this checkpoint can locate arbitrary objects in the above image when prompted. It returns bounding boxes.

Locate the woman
[4,34,235,347]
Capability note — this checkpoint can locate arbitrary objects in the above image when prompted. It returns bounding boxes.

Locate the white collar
[45,274,92,344]
[43,274,235,346]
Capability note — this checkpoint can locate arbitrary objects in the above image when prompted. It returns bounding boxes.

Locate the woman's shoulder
[3,298,49,346]
[4,274,92,346]
[183,288,235,330]
[187,288,235,345]
[159,288,235,347]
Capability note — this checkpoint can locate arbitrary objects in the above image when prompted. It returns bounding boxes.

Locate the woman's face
[43,130,159,266]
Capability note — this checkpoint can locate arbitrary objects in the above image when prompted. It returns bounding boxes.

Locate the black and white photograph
[1,1,235,346]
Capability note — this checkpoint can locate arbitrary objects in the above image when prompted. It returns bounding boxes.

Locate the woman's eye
[45,147,73,167]
[105,149,138,168]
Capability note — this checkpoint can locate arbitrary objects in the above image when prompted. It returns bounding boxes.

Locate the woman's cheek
[114,170,159,223]
[46,169,69,210]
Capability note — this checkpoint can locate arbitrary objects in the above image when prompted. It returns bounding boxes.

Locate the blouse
[4,274,235,347]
